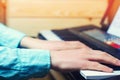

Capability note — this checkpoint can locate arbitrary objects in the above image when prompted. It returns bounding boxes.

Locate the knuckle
[86,62,98,69]
[91,62,99,67]
[113,59,118,64]
[80,62,88,69]
[82,48,88,51]
[102,52,108,56]
[99,52,108,57]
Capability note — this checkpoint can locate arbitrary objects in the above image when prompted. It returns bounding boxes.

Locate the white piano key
[40,30,62,41]
[80,70,120,80]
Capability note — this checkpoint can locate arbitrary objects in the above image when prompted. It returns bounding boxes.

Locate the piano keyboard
[39,30,120,80]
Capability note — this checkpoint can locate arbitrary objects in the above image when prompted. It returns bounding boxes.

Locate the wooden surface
[7,0,107,18]
[0,0,6,24]
[7,18,101,36]
[6,0,108,36]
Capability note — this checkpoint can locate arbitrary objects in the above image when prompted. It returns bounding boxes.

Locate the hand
[20,37,90,50]
[50,48,120,72]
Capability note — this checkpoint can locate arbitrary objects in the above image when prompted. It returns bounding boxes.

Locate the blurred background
[0,0,109,37]
[0,0,120,80]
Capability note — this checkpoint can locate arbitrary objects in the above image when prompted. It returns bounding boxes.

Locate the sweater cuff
[18,49,51,78]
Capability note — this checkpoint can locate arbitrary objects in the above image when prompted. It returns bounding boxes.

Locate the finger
[88,50,120,66]
[65,41,91,49]
[83,61,113,72]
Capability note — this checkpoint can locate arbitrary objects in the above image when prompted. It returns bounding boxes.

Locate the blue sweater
[0,24,50,80]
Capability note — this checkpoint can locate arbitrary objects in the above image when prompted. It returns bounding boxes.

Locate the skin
[20,36,120,73]
[20,37,90,50]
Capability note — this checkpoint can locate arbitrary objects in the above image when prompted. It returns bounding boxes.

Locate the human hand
[20,37,90,50]
[50,48,120,72]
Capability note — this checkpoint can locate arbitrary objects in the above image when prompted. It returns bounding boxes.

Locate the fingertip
[105,68,113,73]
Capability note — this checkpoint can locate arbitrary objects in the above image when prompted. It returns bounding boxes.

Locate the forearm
[20,36,43,48]
[20,36,55,50]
